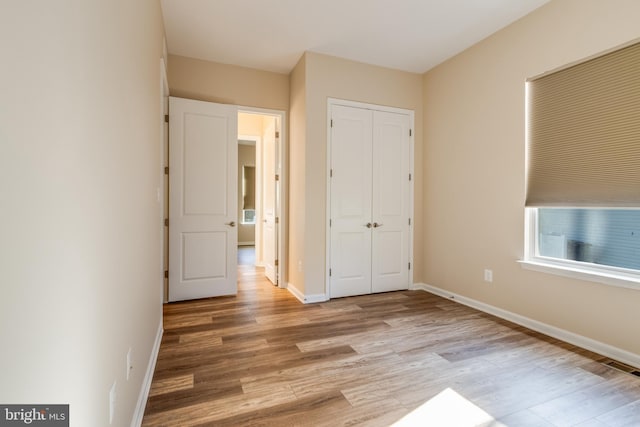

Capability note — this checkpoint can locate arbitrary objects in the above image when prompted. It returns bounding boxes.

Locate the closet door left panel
[329,105,373,298]
[168,97,238,302]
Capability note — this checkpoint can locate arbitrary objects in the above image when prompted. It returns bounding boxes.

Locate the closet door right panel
[371,110,411,293]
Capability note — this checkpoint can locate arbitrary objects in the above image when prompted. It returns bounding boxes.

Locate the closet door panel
[330,105,373,298]
[372,110,410,293]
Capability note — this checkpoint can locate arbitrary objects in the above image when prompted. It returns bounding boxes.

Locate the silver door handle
[365,222,372,228]
[373,222,383,228]
[225,221,236,227]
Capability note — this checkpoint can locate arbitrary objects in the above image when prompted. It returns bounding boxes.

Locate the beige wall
[288,55,307,290]
[422,0,640,356]
[168,54,290,111]
[0,0,165,425]
[290,52,423,297]
[239,112,265,136]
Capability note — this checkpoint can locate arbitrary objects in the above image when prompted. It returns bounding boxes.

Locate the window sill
[519,259,640,291]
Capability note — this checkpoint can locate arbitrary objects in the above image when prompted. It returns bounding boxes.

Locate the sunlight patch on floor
[392,388,500,427]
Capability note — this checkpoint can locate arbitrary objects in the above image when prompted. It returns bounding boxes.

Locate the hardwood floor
[142,264,640,426]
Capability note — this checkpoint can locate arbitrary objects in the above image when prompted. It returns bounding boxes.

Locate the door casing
[326,98,414,298]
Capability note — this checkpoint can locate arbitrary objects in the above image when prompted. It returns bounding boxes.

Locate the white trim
[130,320,163,427]
[519,260,640,291]
[325,102,332,297]
[407,111,415,288]
[160,58,169,304]
[238,241,255,246]
[328,97,417,116]
[326,98,415,299]
[411,282,640,369]
[286,282,328,304]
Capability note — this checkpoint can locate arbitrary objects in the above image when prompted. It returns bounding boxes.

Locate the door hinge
[164,218,169,227]
[275,131,280,138]
[164,270,168,279]
[329,219,332,227]
[408,218,411,225]
[329,268,332,276]
[275,217,279,224]
[275,259,279,266]
[409,173,412,181]
[330,169,333,178]
[408,262,411,270]
[409,129,412,137]
[164,166,169,175]
[164,114,169,123]
[330,119,333,128]
[275,174,280,181]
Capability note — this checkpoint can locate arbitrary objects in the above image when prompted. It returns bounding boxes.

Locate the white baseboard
[411,282,640,369]
[130,319,163,427]
[286,282,328,304]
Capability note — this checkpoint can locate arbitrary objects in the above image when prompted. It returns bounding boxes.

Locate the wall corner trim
[286,282,329,304]
[130,319,164,427]
[411,283,640,370]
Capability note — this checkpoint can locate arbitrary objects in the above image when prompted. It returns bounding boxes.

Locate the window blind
[526,41,640,207]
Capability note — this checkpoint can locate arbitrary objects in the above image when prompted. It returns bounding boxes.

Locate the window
[241,165,256,224]
[533,208,640,269]
[242,209,256,224]
[523,41,640,287]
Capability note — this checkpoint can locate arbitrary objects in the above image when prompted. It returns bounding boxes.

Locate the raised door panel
[169,97,238,302]
[330,105,373,298]
[372,110,410,293]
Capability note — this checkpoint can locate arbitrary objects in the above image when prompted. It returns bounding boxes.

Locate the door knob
[225,221,236,227]
[366,222,372,228]
[373,222,383,228]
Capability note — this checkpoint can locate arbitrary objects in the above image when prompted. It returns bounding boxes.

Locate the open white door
[168,97,238,302]
[262,117,278,284]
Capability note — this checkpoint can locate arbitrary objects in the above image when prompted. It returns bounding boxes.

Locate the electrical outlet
[126,348,133,381]
[484,269,493,282]
[109,381,116,425]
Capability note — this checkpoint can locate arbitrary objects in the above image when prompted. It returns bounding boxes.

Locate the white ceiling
[161,0,550,74]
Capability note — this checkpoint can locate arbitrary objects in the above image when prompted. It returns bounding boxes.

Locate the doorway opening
[163,99,286,302]
[238,109,286,287]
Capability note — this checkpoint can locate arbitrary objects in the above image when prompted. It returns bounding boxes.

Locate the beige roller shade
[526,41,640,207]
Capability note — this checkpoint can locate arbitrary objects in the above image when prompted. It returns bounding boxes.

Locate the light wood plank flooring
[143,263,640,426]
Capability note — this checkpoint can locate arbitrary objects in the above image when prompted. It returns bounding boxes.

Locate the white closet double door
[329,103,412,298]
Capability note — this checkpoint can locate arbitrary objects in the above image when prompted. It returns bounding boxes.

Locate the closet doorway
[327,99,414,298]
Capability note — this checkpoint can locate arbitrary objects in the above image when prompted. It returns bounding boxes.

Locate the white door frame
[326,98,414,298]
[238,106,287,288]
[160,58,169,303]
